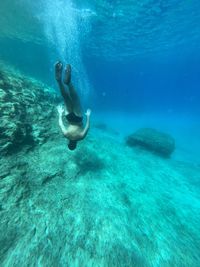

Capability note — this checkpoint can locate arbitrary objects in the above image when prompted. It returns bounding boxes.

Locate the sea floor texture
[0,64,200,267]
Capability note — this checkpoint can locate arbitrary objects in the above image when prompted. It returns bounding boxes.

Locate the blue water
[0,0,200,266]
[1,0,200,113]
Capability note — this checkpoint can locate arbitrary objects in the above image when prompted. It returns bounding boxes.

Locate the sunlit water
[40,0,92,97]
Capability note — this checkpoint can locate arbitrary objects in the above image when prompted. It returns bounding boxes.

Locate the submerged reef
[126,128,175,157]
[0,66,200,267]
[0,63,59,154]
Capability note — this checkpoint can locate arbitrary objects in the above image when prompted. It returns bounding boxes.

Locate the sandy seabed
[1,125,200,267]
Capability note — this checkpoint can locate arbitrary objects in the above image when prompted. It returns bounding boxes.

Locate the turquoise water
[0,1,200,266]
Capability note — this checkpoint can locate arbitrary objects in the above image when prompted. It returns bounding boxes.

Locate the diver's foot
[55,61,63,82]
[64,64,71,85]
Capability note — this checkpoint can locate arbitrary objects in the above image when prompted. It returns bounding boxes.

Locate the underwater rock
[94,122,119,135]
[94,122,108,131]
[126,128,175,157]
[0,63,60,154]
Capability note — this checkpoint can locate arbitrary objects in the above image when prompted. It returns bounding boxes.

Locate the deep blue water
[1,38,200,115]
[86,56,200,114]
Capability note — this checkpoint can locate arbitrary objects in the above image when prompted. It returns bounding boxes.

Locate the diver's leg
[64,64,83,117]
[58,81,73,113]
[55,61,73,113]
[68,83,83,116]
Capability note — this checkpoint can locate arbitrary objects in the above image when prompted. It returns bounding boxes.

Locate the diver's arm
[80,109,91,139]
[58,114,68,135]
[57,105,68,135]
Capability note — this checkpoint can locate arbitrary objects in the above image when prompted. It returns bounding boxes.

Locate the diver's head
[68,140,77,151]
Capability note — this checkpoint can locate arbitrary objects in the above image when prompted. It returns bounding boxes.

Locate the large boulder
[126,128,175,157]
[0,63,60,154]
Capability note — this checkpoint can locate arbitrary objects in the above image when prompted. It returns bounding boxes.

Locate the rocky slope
[0,63,59,154]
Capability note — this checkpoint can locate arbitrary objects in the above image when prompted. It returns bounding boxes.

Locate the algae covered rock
[0,63,59,154]
[126,128,175,157]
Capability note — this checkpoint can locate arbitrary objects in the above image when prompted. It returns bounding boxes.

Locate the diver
[55,61,91,150]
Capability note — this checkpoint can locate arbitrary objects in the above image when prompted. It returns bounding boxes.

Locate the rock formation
[126,128,175,157]
[0,63,60,154]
